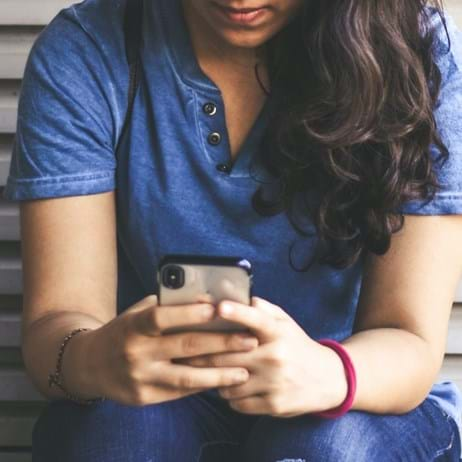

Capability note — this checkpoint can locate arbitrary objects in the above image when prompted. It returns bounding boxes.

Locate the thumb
[123,294,161,337]
[251,296,291,321]
[124,294,159,315]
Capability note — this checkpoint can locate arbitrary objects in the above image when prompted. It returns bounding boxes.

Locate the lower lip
[213,4,268,25]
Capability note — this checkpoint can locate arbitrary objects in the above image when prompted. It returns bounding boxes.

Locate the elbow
[400,333,445,414]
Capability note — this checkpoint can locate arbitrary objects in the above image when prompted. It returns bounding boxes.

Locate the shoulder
[20,0,132,144]
[424,6,462,85]
[29,0,128,76]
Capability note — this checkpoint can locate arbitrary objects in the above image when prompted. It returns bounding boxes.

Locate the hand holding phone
[85,294,257,406]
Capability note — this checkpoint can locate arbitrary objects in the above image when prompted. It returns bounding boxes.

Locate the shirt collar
[156,0,222,94]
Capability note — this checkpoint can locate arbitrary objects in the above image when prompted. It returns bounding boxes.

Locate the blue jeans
[32,389,461,461]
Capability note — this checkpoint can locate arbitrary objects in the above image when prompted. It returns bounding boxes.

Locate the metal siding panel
[0,312,21,348]
[0,369,44,402]
[455,282,462,304]
[0,135,14,186]
[0,242,22,294]
[447,305,462,354]
[0,27,42,79]
[0,199,20,241]
[0,1,73,26]
[0,403,45,446]
[0,454,31,462]
[439,355,462,391]
[0,81,20,134]
[447,1,462,25]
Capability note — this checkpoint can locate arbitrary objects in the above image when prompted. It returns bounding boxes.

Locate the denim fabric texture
[31,391,460,461]
[3,0,462,459]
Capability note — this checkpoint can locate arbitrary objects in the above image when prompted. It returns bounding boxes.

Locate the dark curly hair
[250,0,451,271]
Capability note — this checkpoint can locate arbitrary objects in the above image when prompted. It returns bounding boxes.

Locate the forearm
[22,311,105,401]
[323,327,440,414]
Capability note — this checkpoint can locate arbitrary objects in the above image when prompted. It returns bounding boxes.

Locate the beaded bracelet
[310,338,357,418]
[48,327,106,405]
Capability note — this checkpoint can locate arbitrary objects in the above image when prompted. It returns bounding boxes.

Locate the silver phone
[157,254,253,334]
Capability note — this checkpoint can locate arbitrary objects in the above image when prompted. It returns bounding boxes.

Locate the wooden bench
[1,1,461,460]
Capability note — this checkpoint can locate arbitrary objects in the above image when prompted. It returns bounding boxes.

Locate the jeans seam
[433,432,455,459]
[195,439,240,462]
[425,400,458,459]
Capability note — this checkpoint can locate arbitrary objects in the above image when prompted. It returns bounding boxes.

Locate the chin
[218,30,270,48]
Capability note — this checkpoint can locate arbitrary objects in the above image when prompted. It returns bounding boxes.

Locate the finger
[125,294,159,314]
[176,348,258,368]
[140,384,206,405]
[217,378,264,400]
[227,395,271,415]
[251,296,292,321]
[155,331,259,360]
[131,302,216,336]
[228,394,295,417]
[154,362,251,389]
[217,300,279,343]
[129,381,209,406]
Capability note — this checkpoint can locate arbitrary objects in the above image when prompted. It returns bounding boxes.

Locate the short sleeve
[3,6,119,201]
[397,11,462,215]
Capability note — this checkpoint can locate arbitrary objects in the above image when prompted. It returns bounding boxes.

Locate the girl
[4,0,462,460]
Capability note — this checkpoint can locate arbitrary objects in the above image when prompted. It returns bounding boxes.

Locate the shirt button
[216,163,231,173]
[203,102,217,116]
[208,132,222,145]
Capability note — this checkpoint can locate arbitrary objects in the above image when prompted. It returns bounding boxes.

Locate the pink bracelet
[310,338,357,418]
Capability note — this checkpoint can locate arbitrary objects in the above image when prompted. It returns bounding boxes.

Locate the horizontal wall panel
[0,295,22,312]
[0,402,45,446]
[438,355,462,391]
[0,242,22,294]
[0,347,23,368]
[0,27,41,79]
[0,81,20,134]
[447,4,462,24]
[0,369,43,402]
[0,312,21,348]
[0,199,20,241]
[0,135,14,186]
[447,305,462,354]
[0,1,72,26]
[455,282,462,303]
[0,453,31,462]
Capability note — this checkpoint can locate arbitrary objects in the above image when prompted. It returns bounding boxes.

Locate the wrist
[60,327,105,400]
[319,343,349,410]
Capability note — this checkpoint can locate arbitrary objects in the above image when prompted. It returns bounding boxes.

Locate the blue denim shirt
[3,0,462,451]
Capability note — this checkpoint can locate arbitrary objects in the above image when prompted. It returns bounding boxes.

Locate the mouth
[212,3,270,25]
[223,6,266,12]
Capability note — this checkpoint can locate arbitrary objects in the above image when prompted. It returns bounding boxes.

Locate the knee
[296,411,384,462]
[32,398,179,462]
[242,410,382,462]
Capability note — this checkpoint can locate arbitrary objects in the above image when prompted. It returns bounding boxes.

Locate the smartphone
[157,254,253,334]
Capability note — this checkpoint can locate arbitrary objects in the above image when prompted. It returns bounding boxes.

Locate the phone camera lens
[162,265,185,289]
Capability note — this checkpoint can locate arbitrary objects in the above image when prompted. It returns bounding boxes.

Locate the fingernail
[221,303,234,314]
[201,306,215,319]
[240,337,258,347]
[236,333,257,345]
[234,370,248,382]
